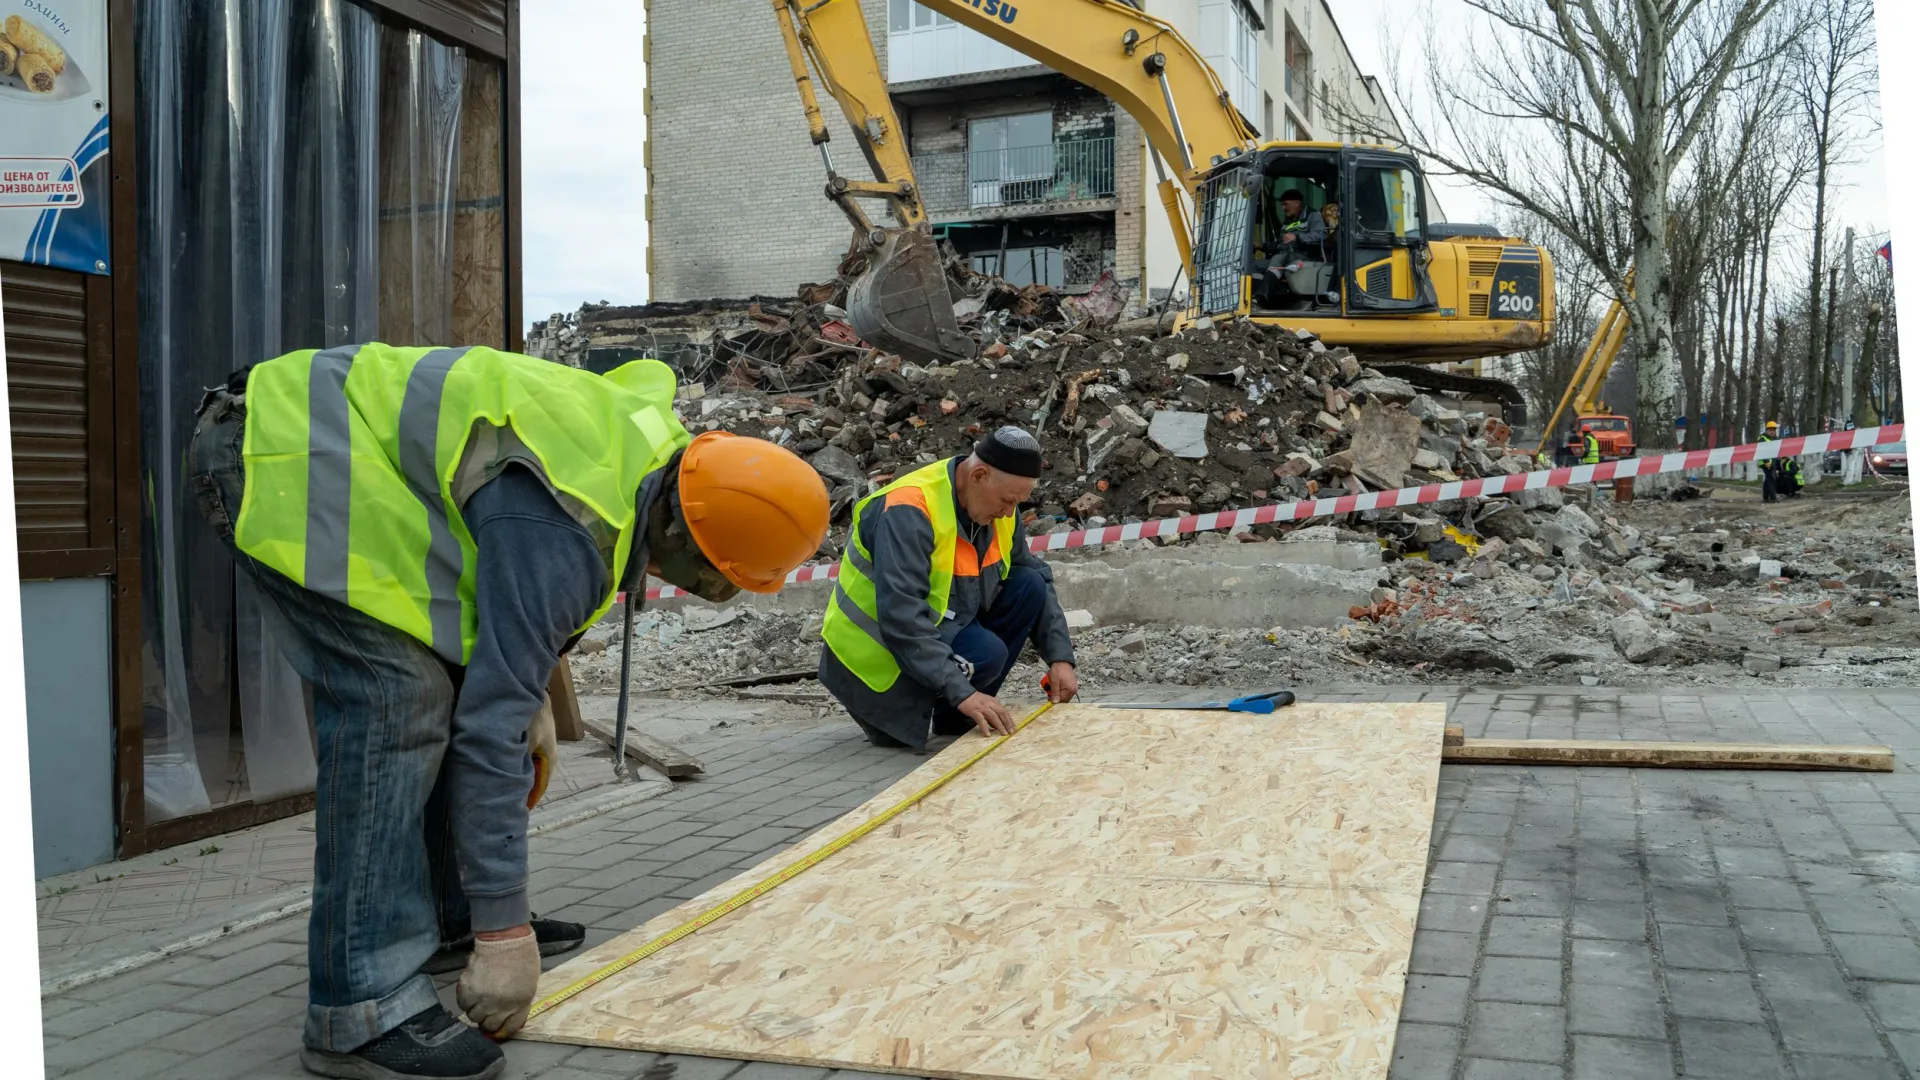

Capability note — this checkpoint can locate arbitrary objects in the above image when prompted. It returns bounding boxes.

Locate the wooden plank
[580,716,705,779]
[547,662,584,743]
[522,702,1449,1079]
[1444,738,1894,772]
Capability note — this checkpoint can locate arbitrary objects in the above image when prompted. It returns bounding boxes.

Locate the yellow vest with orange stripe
[821,459,1017,693]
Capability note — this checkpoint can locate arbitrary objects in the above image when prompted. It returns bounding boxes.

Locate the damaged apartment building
[644,0,1409,313]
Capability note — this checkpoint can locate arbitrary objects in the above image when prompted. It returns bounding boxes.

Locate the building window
[1264,0,1274,42]
[970,247,1065,288]
[888,0,950,30]
[1263,93,1275,142]
[1199,1,1259,116]
[968,111,1054,207]
[1286,23,1312,119]
[887,1,1024,81]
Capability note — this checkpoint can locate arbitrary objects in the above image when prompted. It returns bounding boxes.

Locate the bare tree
[1789,0,1878,429]
[1339,0,1786,450]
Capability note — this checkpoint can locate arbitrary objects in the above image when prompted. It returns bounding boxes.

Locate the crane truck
[1536,279,1637,466]
[768,0,1556,421]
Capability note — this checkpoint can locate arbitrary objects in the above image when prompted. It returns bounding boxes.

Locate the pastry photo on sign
[0,11,89,101]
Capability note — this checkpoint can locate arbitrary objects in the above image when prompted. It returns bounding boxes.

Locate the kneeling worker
[187,344,827,1080]
[820,426,1079,749]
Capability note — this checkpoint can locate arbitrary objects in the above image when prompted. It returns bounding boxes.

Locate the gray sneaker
[299,1005,504,1080]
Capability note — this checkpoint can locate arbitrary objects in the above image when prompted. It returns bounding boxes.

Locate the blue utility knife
[1096,689,1297,713]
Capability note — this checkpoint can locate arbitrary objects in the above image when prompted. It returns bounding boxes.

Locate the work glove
[456,930,541,1039]
[527,693,557,809]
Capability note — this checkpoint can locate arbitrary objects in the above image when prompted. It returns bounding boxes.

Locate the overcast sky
[519,0,1892,326]
[520,0,651,325]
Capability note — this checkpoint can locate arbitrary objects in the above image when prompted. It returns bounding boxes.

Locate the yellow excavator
[770,0,1555,419]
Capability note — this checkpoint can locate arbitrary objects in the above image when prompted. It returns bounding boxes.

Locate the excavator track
[1373,364,1528,426]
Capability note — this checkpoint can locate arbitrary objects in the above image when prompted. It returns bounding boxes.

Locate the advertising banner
[0,0,109,274]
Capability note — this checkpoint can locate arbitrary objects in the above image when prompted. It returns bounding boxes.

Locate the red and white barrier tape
[624,424,1905,602]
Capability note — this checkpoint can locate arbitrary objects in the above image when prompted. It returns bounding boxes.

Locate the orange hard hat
[676,431,830,594]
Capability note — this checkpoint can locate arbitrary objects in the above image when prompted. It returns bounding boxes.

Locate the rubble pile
[1054,491,1920,689]
[569,486,1917,695]
[691,316,1537,551]
[527,297,867,395]
[543,263,1917,699]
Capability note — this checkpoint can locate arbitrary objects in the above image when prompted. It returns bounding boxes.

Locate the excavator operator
[1270,188,1326,271]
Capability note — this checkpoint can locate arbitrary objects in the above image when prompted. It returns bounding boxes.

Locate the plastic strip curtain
[380,27,465,345]
[135,0,460,821]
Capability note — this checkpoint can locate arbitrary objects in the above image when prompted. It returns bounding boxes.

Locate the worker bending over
[820,426,1079,749]
[187,344,827,1080]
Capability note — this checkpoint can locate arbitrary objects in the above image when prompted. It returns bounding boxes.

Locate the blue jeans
[190,388,468,1052]
[932,565,1047,735]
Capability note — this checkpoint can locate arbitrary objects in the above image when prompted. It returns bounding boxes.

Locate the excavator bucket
[845,229,978,364]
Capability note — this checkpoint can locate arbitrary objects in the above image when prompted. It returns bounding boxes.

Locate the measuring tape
[522,700,1055,1024]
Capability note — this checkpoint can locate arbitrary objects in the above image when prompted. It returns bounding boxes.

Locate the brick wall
[1112,110,1147,309]
[646,0,889,301]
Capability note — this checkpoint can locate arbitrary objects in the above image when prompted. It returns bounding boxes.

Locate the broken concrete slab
[1349,376,1418,404]
[1148,410,1210,459]
[1475,502,1536,542]
[1050,557,1378,631]
[1109,403,1149,438]
[1556,504,1601,537]
[1611,613,1673,664]
[807,444,868,488]
[684,607,746,633]
[1665,594,1714,615]
[1346,404,1423,490]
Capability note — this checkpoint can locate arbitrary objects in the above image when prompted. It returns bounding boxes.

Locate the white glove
[456,930,541,1039]
[527,693,558,809]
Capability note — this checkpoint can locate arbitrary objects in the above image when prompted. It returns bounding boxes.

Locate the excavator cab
[1196,145,1440,322]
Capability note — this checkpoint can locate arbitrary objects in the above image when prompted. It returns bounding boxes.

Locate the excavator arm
[771,0,1259,363]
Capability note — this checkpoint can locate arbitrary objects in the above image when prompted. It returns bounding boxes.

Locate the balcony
[911,137,1117,221]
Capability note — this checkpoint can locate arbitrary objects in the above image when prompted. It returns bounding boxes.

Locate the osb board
[521,701,1448,1080]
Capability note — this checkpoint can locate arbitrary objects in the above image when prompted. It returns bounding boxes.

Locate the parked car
[1868,441,1907,476]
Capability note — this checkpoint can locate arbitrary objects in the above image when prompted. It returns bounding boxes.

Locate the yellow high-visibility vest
[821,459,1016,692]
[233,343,690,665]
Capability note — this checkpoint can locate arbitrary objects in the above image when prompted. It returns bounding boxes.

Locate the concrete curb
[39,775,672,998]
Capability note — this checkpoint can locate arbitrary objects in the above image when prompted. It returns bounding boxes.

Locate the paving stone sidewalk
[36,687,1920,1080]
[35,737,668,992]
